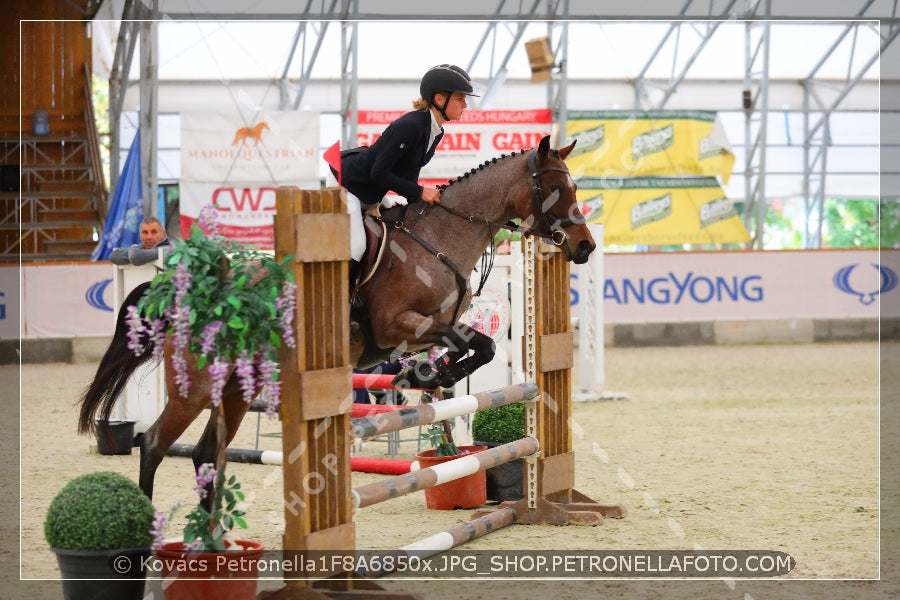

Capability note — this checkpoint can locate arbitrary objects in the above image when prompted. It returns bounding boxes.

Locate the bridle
[525,148,585,246]
[374,148,584,319]
[435,148,584,246]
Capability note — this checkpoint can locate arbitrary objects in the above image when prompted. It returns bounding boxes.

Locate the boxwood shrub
[472,401,525,444]
[44,471,155,550]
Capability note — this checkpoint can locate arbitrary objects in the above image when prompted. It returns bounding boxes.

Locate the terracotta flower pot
[154,539,264,600]
[415,445,487,510]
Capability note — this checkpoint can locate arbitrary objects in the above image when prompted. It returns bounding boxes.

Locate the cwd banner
[564,110,735,184]
[577,176,750,246]
[356,109,553,187]
[180,111,320,249]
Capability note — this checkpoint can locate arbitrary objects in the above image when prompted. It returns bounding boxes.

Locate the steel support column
[742,3,771,249]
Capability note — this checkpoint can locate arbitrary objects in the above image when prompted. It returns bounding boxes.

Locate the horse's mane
[436,148,533,192]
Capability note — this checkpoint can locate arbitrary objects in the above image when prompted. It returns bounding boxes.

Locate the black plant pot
[52,546,149,600]
[95,420,137,455]
[476,441,525,502]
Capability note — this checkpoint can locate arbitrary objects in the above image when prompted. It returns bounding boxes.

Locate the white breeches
[325,172,365,262]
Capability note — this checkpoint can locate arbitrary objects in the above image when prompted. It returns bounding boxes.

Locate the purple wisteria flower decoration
[208,356,231,407]
[193,463,217,500]
[149,509,169,550]
[195,203,221,237]
[200,321,223,356]
[125,306,146,354]
[276,280,297,349]
[235,351,256,404]
[256,359,282,417]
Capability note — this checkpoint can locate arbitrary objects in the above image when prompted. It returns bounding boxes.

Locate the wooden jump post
[264,187,624,599]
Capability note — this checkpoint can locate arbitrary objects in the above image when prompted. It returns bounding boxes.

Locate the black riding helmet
[420,64,479,120]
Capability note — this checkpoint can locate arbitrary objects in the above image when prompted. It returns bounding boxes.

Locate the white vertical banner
[180,111,320,249]
[576,224,605,401]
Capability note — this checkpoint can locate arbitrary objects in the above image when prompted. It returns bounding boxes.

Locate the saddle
[358,212,387,289]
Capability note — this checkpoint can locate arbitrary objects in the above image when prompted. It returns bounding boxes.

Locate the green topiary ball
[472,401,525,445]
[44,471,155,550]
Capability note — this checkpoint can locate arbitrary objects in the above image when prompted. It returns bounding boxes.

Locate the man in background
[109,216,173,266]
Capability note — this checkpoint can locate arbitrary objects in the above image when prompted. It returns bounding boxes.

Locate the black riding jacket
[335,110,443,206]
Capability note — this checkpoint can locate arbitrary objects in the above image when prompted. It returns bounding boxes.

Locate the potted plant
[151,463,263,600]
[44,471,155,600]
[415,423,487,510]
[472,401,526,502]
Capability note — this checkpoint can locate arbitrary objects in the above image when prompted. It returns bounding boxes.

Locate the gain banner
[577,176,750,246]
[180,111,319,249]
[564,110,735,183]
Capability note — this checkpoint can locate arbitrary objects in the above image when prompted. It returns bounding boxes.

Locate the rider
[325,64,478,278]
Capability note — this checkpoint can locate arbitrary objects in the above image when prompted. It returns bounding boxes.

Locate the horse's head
[517,135,595,264]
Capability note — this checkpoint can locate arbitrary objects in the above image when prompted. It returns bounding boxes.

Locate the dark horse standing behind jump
[78,135,595,504]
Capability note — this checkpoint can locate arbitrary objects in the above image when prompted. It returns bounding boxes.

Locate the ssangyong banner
[12,249,897,340]
[180,111,320,249]
[599,249,892,323]
[356,109,553,187]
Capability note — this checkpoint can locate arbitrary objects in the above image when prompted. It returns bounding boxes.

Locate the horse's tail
[77,281,161,436]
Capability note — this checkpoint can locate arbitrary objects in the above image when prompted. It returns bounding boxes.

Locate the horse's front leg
[435,324,495,388]
[388,315,495,389]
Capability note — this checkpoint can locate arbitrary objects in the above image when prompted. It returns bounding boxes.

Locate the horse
[77,134,595,505]
[231,121,269,147]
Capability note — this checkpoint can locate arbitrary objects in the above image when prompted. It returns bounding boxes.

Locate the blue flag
[91,131,143,261]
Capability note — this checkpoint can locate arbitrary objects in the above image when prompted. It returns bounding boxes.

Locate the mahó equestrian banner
[564,110,735,184]
[180,111,319,249]
[577,176,750,246]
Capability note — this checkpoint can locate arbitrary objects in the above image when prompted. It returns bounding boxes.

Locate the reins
[375,147,578,322]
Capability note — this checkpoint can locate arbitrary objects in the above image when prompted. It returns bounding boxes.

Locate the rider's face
[436,92,468,121]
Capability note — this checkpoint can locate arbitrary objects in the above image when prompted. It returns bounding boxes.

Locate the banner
[180,111,319,249]
[356,109,553,186]
[10,250,896,339]
[564,110,734,183]
[577,176,750,246]
[22,264,115,338]
[0,266,18,340]
[597,249,892,323]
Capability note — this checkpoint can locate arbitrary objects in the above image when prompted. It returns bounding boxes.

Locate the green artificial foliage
[421,424,461,456]
[44,471,155,550]
[472,402,525,444]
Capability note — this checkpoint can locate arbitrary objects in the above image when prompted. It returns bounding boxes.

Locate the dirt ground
[6,341,897,600]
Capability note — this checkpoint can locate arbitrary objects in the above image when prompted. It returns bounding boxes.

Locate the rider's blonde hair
[412,97,430,111]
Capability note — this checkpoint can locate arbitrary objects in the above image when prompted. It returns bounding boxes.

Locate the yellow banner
[577,176,750,246]
[564,110,735,184]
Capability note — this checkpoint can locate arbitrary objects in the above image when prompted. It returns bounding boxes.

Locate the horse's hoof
[391,361,440,390]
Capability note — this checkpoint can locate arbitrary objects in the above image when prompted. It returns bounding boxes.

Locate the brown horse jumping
[77,135,595,504]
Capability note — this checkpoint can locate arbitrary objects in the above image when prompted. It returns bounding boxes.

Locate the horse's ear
[538,134,551,157]
[559,139,577,160]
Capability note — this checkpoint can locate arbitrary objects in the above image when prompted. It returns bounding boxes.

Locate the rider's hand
[421,187,441,205]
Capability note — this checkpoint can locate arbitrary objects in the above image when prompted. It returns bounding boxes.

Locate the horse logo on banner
[232,121,270,147]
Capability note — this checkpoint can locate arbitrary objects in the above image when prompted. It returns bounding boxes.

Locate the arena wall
[2,248,897,364]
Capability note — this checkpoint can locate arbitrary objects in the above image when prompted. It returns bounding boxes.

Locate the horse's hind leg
[192,373,255,507]
[139,397,209,501]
